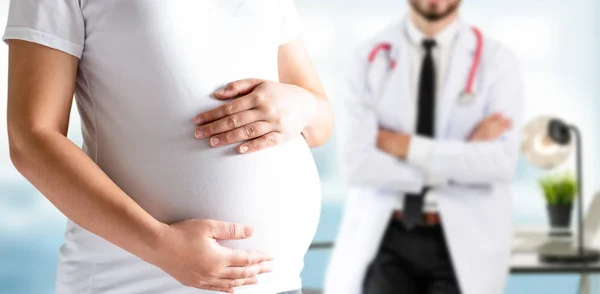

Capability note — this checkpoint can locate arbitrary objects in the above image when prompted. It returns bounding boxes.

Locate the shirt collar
[405,17,460,48]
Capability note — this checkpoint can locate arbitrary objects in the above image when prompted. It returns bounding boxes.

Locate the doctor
[325,0,524,294]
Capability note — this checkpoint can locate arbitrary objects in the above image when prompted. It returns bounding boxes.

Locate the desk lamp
[521,116,600,263]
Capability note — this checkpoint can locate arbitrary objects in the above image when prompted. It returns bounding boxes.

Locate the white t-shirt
[3,1,321,293]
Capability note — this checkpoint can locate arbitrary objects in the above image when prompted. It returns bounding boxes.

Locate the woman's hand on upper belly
[193,79,317,154]
[152,219,273,293]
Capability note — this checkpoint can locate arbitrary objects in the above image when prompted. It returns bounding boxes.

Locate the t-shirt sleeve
[3,0,86,58]
[279,0,302,46]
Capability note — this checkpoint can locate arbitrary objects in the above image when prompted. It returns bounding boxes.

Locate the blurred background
[1,0,600,293]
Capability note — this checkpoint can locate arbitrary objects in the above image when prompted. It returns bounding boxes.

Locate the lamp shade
[520,116,573,169]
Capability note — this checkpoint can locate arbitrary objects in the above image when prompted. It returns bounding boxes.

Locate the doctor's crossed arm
[377,48,524,186]
[468,113,513,142]
[338,48,427,194]
[378,112,512,166]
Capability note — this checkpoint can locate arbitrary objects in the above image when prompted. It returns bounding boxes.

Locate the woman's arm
[7,40,271,293]
[8,40,164,258]
[278,38,332,147]
[193,38,333,152]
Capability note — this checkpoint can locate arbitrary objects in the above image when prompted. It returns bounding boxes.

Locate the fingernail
[239,146,248,153]
[243,226,254,237]
[211,137,220,146]
[215,88,225,96]
[194,129,204,139]
[194,116,203,125]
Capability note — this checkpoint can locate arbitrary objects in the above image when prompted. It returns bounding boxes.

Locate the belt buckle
[391,210,441,226]
[422,213,440,226]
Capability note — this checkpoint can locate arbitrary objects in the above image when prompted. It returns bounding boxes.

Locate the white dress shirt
[398,18,460,212]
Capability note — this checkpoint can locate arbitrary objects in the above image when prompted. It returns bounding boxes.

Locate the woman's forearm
[10,129,167,264]
[277,38,333,148]
[302,91,333,148]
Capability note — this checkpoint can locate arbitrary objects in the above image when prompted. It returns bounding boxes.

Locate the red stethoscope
[368,26,483,103]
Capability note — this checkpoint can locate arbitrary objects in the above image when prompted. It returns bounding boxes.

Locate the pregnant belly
[94,133,321,260]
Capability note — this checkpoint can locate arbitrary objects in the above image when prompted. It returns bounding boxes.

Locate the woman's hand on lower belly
[150,219,273,293]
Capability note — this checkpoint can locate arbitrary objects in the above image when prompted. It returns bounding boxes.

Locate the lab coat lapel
[437,23,476,137]
[378,31,413,130]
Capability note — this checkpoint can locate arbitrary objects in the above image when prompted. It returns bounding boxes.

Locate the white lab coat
[325,19,524,294]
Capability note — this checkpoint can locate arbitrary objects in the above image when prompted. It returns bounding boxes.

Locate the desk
[511,227,600,294]
[511,253,600,274]
[510,253,600,294]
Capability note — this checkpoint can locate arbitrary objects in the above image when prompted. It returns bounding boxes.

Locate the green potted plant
[539,172,578,228]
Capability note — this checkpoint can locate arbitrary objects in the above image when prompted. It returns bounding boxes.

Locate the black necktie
[402,39,437,230]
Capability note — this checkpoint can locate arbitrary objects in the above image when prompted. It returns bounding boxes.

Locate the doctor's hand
[152,219,273,293]
[469,113,512,142]
[377,129,411,159]
[193,79,317,154]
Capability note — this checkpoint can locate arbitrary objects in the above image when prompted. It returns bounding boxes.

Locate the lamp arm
[568,124,584,255]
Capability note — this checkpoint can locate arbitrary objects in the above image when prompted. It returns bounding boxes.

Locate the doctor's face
[409,0,461,22]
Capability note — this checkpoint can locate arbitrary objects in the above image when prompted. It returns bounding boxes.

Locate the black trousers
[363,220,461,294]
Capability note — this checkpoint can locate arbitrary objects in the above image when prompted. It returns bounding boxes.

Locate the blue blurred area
[0,181,64,294]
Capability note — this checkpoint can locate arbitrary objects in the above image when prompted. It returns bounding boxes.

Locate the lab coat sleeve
[407,135,448,185]
[338,51,425,193]
[409,48,524,185]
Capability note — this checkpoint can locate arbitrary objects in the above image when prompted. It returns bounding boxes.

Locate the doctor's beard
[409,0,461,22]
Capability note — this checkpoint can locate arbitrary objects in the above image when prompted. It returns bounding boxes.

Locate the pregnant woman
[4,1,332,293]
